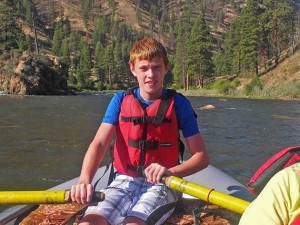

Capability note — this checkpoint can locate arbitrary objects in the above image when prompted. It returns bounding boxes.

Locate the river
[0,93,299,212]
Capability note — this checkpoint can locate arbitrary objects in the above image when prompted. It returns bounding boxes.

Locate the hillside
[180,47,300,100]
[23,0,242,49]
[259,48,300,99]
[1,0,299,99]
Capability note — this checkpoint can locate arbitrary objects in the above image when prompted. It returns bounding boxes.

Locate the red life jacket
[248,146,300,195]
[113,89,180,177]
[291,214,300,225]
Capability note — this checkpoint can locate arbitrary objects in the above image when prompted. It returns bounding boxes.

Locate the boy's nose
[147,69,155,77]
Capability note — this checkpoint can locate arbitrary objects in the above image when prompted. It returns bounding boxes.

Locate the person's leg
[123,216,147,225]
[127,183,180,225]
[79,213,110,225]
[82,175,135,225]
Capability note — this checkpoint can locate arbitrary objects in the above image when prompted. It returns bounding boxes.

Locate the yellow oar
[0,190,105,205]
[163,176,250,214]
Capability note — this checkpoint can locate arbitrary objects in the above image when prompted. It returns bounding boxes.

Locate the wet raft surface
[17,203,86,225]
[165,198,241,225]
[18,199,241,225]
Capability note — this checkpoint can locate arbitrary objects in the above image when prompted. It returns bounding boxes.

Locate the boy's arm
[71,123,116,204]
[169,133,209,177]
[144,133,209,184]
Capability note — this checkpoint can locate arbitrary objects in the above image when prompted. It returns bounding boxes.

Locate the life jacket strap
[127,164,145,177]
[128,139,159,150]
[121,116,171,125]
[152,91,174,126]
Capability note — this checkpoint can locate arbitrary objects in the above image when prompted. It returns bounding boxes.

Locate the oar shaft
[164,176,250,214]
[0,190,105,205]
[0,191,66,204]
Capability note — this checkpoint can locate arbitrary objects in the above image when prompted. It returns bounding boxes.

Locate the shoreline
[174,89,300,101]
[1,89,299,101]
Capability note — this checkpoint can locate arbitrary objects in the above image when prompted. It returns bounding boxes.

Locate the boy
[70,38,209,225]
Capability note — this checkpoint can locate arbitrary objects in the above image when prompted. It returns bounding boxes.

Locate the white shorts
[85,174,180,225]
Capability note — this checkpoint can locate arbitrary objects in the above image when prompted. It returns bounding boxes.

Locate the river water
[0,93,299,212]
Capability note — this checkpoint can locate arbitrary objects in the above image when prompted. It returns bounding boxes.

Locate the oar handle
[163,176,250,214]
[91,191,105,202]
[64,190,105,203]
[0,190,105,205]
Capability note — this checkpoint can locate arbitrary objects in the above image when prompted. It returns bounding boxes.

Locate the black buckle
[137,166,145,176]
[133,117,147,125]
[139,140,146,150]
[138,140,159,150]
[127,164,145,176]
[133,117,140,125]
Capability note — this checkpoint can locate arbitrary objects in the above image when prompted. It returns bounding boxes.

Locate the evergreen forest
[0,0,299,96]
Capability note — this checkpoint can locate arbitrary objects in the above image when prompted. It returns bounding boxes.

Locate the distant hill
[259,48,300,99]
[1,0,299,99]
[22,0,244,50]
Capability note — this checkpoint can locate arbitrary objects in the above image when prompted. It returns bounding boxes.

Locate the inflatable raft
[0,164,255,224]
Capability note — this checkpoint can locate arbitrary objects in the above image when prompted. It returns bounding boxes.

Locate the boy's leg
[83,176,135,225]
[127,184,180,225]
[79,213,110,225]
[123,216,147,225]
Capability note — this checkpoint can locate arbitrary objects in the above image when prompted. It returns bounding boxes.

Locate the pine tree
[24,0,32,26]
[222,17,242,75]
[121,40,133,87]
[173,4,193,89]
[186,14,214,88]
[61,39,70,62]
[82,0,91,28]
[149,5,157,32]
[113,40,123,86]
[69,31,80,54]
[239,0,262,75]
[0,1,25,53]
[92,16,109,44]
[173,21,187,89]
[104,43,114,87]
[261,0,298,65]
[52,25,63,56]
[93,41,106,90]
[76,40,91,89]
[136,4,142,25]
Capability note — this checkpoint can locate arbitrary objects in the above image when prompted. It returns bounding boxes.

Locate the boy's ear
[130,63,137,77]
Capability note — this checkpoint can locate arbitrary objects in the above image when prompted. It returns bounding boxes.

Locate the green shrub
[95,81,106,91]
[211,79,237,95]
[244,76,263,96]
[292,80,300,98]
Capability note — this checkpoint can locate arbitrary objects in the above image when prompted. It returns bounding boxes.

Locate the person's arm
[144,133,209,184]
[169,133,209,177]
[71,123,116,204]
[239,166,296,225]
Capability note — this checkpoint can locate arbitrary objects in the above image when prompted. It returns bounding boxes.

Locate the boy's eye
[152,65,161,70]
[139,66,148,71]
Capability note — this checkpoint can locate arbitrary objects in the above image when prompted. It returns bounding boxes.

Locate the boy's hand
[70,183,94,205]
[144,163,172,184]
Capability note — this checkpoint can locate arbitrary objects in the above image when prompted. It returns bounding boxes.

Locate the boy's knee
[123,216,147,225]
[80,213,110,225]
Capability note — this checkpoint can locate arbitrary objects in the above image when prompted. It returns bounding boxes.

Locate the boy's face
[130,56,168,101]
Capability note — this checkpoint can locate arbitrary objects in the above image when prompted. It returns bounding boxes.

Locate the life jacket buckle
[139,140,146,150]
[133,118,140,125]
[136,166,145,176]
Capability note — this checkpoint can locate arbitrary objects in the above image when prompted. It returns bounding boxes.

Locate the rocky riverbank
[0,51,70,95]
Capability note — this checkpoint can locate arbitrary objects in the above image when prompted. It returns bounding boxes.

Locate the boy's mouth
[145,81,157,85]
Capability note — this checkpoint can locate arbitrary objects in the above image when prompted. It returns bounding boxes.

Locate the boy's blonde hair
[129,38,169,67]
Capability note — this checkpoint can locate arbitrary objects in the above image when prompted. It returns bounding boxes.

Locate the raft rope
[207,188,215,203]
